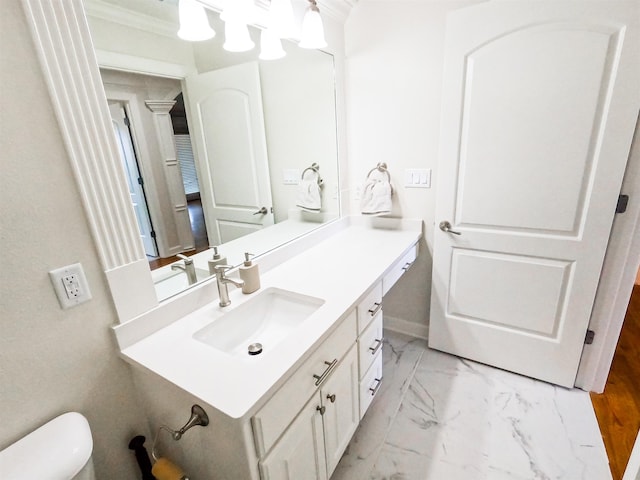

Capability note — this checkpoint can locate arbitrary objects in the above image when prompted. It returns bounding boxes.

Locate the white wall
[0,3,149,478]
[345,0,481,332]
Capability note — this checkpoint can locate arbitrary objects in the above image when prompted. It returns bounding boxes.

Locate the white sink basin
[154,267,210,301]
[193,287,325,357]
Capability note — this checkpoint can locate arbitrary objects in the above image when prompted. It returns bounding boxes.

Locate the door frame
[108,100,158,257]
[576,115,640,393]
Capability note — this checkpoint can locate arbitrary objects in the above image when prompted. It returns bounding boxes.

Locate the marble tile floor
[331,330,610,480]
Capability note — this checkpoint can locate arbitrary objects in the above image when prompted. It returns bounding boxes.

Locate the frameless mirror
[84,0,340,300]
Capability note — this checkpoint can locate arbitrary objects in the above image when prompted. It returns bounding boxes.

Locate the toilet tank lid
[0,412,93,480]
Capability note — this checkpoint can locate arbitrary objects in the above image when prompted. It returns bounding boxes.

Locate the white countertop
[116,220,421,419]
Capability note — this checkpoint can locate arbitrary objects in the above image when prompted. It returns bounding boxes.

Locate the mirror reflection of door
[108,101,158,257]
[185,62,275,245]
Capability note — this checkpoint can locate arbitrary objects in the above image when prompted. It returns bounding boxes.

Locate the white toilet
[0,412,95,480]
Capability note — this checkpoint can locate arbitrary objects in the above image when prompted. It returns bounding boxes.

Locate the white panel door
[321,345,359,477]
[185,62,274,246]
[108,102,157,257]
[259,393,328,480]
[429,2,640,387]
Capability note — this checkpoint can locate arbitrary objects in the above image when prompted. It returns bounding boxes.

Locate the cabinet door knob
[316,405,326,415]
[326,393,336,403]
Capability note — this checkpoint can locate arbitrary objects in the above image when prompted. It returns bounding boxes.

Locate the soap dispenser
[208,246,227,275]
[239,252,260,294]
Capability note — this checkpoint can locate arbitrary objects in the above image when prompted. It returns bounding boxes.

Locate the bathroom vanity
[113,218,420,479]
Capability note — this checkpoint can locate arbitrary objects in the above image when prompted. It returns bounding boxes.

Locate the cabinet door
[321,345,360,476]
[259,393,328,480]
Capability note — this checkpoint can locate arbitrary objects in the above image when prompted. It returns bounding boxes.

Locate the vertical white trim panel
[21,0,145,269]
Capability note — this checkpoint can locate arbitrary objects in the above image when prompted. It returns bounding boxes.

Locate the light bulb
[177,0,215,42]
[299,2,327,49]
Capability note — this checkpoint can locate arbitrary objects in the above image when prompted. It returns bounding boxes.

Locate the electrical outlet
[49,263,92,309]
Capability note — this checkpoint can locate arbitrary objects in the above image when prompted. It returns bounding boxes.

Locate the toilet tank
[0,412,94,480]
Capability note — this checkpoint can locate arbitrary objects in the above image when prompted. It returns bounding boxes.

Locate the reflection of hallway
[147,198,209,270]
[591,284,640,480]
[187,197,208,251]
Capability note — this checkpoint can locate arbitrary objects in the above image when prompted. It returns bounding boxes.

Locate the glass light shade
[223,20,255,52]
[259,28,286,60]
[177,0,215,41]
[268,0,298,39]
[299,7,327,49]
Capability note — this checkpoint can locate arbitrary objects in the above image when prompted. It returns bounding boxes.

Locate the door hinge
[616,194,629,214]
[124,116,130,127]
[150,230,156,238]
[585,329,595,345]
[137,177,144,186]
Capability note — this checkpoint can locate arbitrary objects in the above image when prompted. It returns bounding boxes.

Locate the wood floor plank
[591,284,640,480]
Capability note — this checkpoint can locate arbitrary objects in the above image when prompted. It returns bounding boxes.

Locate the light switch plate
[282,169,300,185]
[49,263,92,309]
[404,168,431,188]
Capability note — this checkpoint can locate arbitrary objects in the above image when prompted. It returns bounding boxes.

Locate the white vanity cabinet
[114,223,422,480]
[258,344,359,480]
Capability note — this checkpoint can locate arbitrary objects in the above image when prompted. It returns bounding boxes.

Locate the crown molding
[84,0,357,35]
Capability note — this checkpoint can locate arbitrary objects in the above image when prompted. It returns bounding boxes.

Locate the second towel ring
[302,162,324,186]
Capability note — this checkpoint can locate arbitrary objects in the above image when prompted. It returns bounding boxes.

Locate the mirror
[85,0,340,300]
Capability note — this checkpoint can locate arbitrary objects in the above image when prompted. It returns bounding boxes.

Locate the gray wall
[0,3,149,477]
[345,1,482,332]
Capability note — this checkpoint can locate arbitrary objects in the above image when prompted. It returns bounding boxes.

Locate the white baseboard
[384,315,429,340]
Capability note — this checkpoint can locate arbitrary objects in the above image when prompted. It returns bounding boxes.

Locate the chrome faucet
[214,265,244,307]
[171,254,197,285]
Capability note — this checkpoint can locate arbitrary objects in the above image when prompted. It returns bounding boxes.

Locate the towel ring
[302,163,324,186]
[365,162,393,195]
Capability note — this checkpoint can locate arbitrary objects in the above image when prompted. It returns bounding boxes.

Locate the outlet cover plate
[49,263,92,309]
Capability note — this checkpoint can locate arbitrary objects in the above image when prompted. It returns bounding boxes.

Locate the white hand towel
[296,170,322,212]
[361,169,392,216]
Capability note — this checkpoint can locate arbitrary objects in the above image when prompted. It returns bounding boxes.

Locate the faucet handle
[177,254,193,265]
[214,265,232,278]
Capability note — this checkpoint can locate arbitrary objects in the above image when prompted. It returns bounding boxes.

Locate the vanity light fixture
[220,0,257,24]
[259,27,286,60]
[299,0,327,49]
[177,0,215,41]
[223,20,256,52]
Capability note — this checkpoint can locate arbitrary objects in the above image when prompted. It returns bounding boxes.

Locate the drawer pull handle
[316,405,326,415]
[368,302,382,316]
[402,261,414,271]
[369,377,383,396]
[326,394,336,403]
[368,338,383,355]
[313,359,338,386]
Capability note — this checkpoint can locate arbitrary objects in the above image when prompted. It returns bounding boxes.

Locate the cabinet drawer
[359,351,383,420]
[358,311,383,380]
[382,243,417,295]
[253,311,357,457]
[356,283,382,334]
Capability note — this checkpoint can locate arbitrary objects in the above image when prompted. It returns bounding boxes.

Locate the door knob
[439,221,461,235]
[253,207,268,215]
